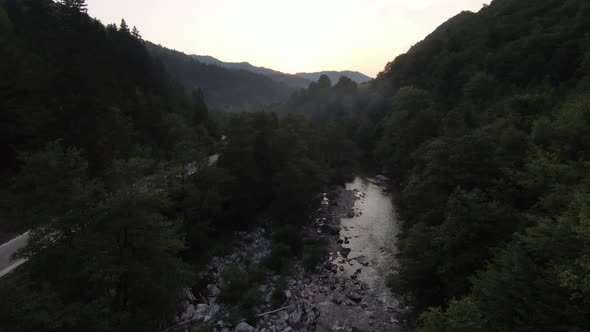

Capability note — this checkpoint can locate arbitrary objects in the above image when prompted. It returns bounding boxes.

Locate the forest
[372,0,590,330]
[1,0,590,331]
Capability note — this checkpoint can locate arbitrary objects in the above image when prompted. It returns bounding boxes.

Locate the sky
[86,0,491,77]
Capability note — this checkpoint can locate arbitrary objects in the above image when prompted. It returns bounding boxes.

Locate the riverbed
[310,175,410,332]
[335,176,400,308]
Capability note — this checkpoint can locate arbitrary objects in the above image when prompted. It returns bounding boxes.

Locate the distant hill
[145,42,295,107]
[191,55,311,90]
[296,71,373,84]
[190,55,373,87]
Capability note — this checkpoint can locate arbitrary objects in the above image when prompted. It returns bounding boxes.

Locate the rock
[258,285,268,294]
[274,319,287,331]
[193,304,209,322]
[320,224,339,235]
[182,304,195,320]
[284,290,293,299]
[184,288,196,302]
[346,292,362,303]
[235,322,254,332]
[278,310,289,321]
[290,310,302,327]
[324,262,338,273]
[206,304,221,321]
[341,248,351,258]
[331,296,342,305]
[331,321,345,331]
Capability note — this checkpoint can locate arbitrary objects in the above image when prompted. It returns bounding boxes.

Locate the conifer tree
[60,0,87,13]
[131,26,141,39]
[120,18,129,32]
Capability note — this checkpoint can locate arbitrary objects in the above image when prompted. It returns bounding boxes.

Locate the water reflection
[332,176,400,308]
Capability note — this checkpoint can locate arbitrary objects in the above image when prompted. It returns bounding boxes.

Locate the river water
[332,176,401,308]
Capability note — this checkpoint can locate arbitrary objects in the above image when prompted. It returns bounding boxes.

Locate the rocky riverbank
[172,178,410,332]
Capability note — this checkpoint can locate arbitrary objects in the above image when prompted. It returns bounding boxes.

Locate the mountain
[145,42,295,107]
[296,71,373,84]
[191,55,312,90]
[190,55,373,87]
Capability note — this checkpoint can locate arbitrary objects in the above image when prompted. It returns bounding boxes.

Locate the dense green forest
[2,0,590,331]
[270,0,590,329]
[368,0,590,330]
[145,42,296,109]
[0,1,359,331]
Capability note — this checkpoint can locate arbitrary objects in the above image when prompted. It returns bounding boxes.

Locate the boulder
[182,304,195,320]
[290,309,302,328]
[284,290,293,299]
[278,310,289,321]
[234,322,254,332]
[193,304,209,322]
[346,292,362,303]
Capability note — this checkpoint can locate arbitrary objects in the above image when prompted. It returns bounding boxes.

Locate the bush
[219,265,265,306]
[303,239,329,272]
[272,224,304,256]
[271,277,288,308]
[263,243,292,274]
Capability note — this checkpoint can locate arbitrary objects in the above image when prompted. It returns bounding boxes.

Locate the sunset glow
[86,0,491,77]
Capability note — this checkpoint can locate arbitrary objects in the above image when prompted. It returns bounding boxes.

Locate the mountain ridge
[190,54,373,87]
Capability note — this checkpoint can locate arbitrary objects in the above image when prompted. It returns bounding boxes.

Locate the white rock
[235,321,254,332]
[278,310,289,321]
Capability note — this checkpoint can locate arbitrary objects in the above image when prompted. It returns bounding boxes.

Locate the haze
[87,0,491,77]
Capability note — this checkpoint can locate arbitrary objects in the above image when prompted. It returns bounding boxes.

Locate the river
[312,175,409,331]
[334,176,401,308]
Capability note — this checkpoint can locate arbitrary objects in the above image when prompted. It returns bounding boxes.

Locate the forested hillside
[190,54,312,90]
[0,1,359,331]
[0,0,216,329]
[146,42,295,108]
[368,0,590,330]
[2,0,590,331]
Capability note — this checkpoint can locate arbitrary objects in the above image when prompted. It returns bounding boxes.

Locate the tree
[119,18,129,33]
[317,74,332,89]
[10,141,99,237]
[131,26,141,39]
[60,0,87,13]
[334,75,357,94]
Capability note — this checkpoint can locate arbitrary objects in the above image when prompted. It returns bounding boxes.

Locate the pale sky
[86,0,491,77]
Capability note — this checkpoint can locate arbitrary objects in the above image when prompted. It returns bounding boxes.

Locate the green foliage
[420,297,485,332]
[370,0,590,329]
[218,265,264,322]
[271,277,288,308]
[302,239,329,272]
[0,1,215,330]
[145,42,294,108]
